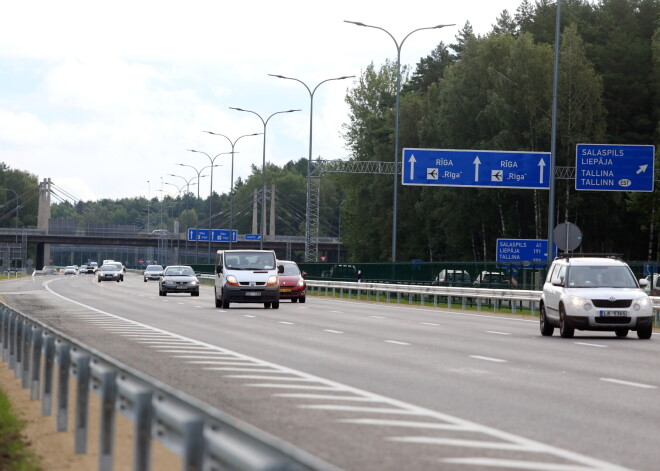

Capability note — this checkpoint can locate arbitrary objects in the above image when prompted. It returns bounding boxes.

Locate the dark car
[159,265,199,296]
[277,260,307,303]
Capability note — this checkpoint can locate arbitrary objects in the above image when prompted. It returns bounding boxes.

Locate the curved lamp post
[166,175,201,264]
[203,131,261,249]
[268,74,354,262]
[187,149,228,263]
[228,108,300,249]
[345,20,454,262]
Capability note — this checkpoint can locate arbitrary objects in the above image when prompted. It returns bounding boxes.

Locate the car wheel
[559,308,574,338]
[272,301,279,309]
[615,328,629,338]
[144,278,147,282]
[97,278,101,283]
[192,291,199,297]
[300,296,306,304]
[264,302,271,309]
[215,289,223,308]
[637,324,653,340]
[291,298,298,303]
[159,288,164,296]
[540,305,554,336]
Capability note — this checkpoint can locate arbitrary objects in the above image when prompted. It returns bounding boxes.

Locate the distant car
[159,265,199,296]
[644,273,660,296]
[64,266,77,275]
[111,262,125,281]
[144,264,164,282]
[97,264,122,283]
[152,229,169,236]
[86,262,98,274]
[473,271,512,288]
[434,269,471,286]
[277,260,307,303]
[541,255,653,339]
[80,264,88,273]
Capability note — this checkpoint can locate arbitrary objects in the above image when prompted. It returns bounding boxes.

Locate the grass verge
[0,386,42,471]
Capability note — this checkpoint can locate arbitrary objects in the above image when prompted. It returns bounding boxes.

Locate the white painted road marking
[575,342,607,348]
[385,340,410,346]
[600,378,657,389]
[470,355,507,363]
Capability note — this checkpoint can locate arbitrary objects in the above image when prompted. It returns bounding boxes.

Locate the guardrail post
[1,307,8,362]
[70,348,91,454]
[116,375,154,471]
[13,315,22,377]
[91,360,117,471]
[56,341,70,432]
[152,394,204,471]
[462,297,467,310]
[494,299,499,313]
[531,300,537,317]
[21,319,32,388]
[477,298,482,311]
[42,333,56,416]
[30,327,43,400]
[447,296,452,309]
[511,300,517,314]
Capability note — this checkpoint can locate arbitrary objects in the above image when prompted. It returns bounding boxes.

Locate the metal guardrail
[305,280,660,323]
[0,302,341,471]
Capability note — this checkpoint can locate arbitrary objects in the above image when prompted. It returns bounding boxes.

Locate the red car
[278,260,307,303]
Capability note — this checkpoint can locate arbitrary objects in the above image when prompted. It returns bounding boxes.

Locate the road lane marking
[324,329,344,334]
[470,355,507,363]
[370,315,385,319]
[390,437,530,451]
[279,321,295,325]
[300,405,426,415]
[243,315,256,318]
[421,322,439,326]
[331,310,344,313]
[338,419,473,430]
[600,378,657,389]
[441,457,600,470]
[385,340,410,346]
[575,342,607,348]
[485,331,511,335]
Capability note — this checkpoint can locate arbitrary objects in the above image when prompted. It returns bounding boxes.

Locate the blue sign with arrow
[575,144,654,192]
[402,148,550,189]
[188,229,236,242]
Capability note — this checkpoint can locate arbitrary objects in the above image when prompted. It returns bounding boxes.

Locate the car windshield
[100,265,116,271]
[146,265,163,272]
[281,263,300,276]
[165,267,195,276]
[567,266,637,288]
[225,253,275,270]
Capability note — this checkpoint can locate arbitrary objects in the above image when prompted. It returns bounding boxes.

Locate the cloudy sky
[0,0,526,202]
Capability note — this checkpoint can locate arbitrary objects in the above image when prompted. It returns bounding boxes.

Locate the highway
[2,272,659,471]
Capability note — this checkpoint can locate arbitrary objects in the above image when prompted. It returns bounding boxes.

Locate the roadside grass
[0,386,42,471]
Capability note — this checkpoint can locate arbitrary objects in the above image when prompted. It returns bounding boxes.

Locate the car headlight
[568,295,592,311]
[266,275,278,287]
[297,279,305,287]
[189,280,198,286]
[633,296,650,311]
[226,275,239,287]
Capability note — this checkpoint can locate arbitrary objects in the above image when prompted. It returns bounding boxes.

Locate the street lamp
[204,131,261,249]
[187,149,228,262]
[345,20,454,262]
[229,107,300,249]
[167,174,203,196]
[268,74,354,262]
[4,188,18,245]
[167,175,202,264]
[176,163,219,201]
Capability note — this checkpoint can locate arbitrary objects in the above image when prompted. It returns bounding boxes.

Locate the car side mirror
[216,265,222,274]
[639,279,649,288]
[302,271,308,278]
[277,264,284,274]
[551,277,564,286]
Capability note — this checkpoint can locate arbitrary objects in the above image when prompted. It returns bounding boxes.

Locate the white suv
[540,256,653,339]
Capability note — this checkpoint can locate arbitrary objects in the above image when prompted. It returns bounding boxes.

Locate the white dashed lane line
[385,340,410,346]
[575,342,607,348]
[324,329,344,334]
[279,321,295,325]
[485,331,511,335]
[421,322,439,326]
[600,378,657,389]
[470,355,507,363]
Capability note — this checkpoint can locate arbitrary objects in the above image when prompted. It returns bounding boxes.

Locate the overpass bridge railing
[0,302,340,471]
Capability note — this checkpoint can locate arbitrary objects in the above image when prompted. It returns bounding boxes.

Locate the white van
[214,250,283,309]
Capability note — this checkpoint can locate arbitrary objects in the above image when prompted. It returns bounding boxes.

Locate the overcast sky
[0,0,526,202]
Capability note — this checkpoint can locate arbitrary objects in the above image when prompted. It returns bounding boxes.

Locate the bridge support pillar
[37,179,52,269]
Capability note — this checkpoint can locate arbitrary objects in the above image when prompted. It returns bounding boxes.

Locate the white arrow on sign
[637,164,648,174]
[473,156,481,181]
[538,158,546,184]
[408,155,416,180]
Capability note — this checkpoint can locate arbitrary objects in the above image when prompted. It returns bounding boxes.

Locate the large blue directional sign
[575,144,654,192]
[402,148,550,189]
[496,239,551,263]
[187,229,236,242]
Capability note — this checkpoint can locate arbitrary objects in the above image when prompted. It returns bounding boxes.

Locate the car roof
[554,257,627,267]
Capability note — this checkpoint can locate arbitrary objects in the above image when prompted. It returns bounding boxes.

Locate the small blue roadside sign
[402,148,550,190]
[496,239,550,263]
[245,234,261,241]
[210,230,237,242]
[575,144,654,192]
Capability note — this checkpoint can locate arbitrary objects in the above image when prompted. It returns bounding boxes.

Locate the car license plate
[280,288,292,293]
[245,291,261,296]
[599,310,628,317]
[177,285,186,289]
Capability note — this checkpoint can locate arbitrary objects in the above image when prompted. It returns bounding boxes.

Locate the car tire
[540,305,554,336]
[615,328,629,338]
[291,298,298,303]
[559,308,574,338]
[144,278,147,282]
[637,324,653,340]
[215,289,223,308]
[272,301,279,309]
[191,291,199,297]
[300,296,306,304]
[264,302,271,309]
[159,289,164,296]
[97,278,101,283]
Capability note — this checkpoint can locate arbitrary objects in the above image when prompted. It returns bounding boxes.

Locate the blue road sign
[402,148,550,189]
[496,239,550,263]
[211,230,237,242]
[245,234,261,241]
[187,229,209,241]
[575,144,654,192]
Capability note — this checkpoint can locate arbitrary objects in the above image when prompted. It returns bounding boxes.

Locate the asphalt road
[2,272,659,471]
